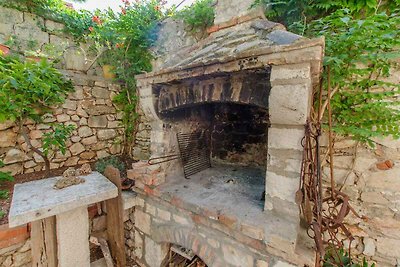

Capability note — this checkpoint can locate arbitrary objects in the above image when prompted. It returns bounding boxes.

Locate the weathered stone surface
[0,121,14,131]
[0,6,23,24]
[56,114,70,122]
[363,237,376,256]
[69,142,85,155]
[62,99,77,110]
[97,129,117,140]
[64,47,87,71]
[78,126,93,138]
[268,127,304,151]
[9,172,118,227]
[144,236,168,267]
[0,129,17,147]
[135,209,151,235]
[88,115,108,128]
[80,151,96,160]
[81,136,97,145]
[376,237,400,258]
[3,149,26,164]
[222,244,253,267]
[86,105,115,116]
[92,87,110,99]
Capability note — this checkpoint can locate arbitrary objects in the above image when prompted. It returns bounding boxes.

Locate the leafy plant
[0,54,74,173]
[95,156,125,175]
[310,9,400,145]
[85,0,165,155]
[42,124,75,157]
[0,160,13,200]
[175,0,215,37]
[323,247,376,267]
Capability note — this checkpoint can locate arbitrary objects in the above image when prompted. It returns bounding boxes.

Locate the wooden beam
[104,166,126,267]
[31,216,57,267]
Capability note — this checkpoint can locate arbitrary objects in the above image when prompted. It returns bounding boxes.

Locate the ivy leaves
[309,9,400,144]
[0,55,73,123]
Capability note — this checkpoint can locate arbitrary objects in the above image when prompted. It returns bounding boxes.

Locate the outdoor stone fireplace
[127,0,324,266]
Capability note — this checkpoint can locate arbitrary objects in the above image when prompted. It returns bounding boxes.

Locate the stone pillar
[56,206,90,267]
[264,63,312,253]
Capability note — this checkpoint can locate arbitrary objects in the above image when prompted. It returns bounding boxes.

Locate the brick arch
[157,71,271,114]
[151,225,225,267]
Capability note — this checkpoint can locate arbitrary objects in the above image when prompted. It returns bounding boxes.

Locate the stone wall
[320,136,400,266]
[0,6,124,175]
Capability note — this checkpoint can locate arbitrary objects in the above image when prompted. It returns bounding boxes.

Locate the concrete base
[57,206,90,267]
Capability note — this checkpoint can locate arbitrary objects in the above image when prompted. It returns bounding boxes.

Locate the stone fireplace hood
[136,18,324,88]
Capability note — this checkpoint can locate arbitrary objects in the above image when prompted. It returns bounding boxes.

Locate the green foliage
[95,156,125,175]
[175,0,215,36]
[0,0,95,41]
[42,124,75,156]
[0,55,73,123]
[255,0,400,144]
[323,247,376,267]
[0,161,13,201]
[86,0,164,154]
[310,9,400,144]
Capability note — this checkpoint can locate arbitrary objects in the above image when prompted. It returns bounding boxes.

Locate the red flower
[121,8,126,14]
[122,0,130,5]
[92,15,102,25]
[154,5,160,11]
[89,26,94,32]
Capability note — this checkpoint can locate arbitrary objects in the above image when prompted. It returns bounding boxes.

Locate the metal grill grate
[177,130,211,179]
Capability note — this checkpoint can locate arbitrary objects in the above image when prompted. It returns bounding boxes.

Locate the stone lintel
[9,172,117,227]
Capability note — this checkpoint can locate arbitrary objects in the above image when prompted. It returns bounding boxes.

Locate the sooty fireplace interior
[144,69,271,214]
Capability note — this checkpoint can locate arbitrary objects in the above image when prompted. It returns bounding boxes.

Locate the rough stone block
[265,171,298,203]
[157,208,171,221]
[97,129,117,140]
[92,87,110,99]
[268,127,304,151]
[144,236,168,267]
[88,115,108,128]
[0,7,24,24]
[0,129,17,147]
[135,209,151,235]
[221,244,254,267]
[270,63,311,83]
[376,237,400,258]
[269,83,312,125]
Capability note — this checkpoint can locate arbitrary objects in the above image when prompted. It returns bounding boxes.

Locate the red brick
[0,224,29,249]
[191,214,210,226]
[217,214,237,229]
[88,204,98,219]
[201,208,219,220]
[170,196,184,209]
[207,25,219,34]
[376,160,394,170]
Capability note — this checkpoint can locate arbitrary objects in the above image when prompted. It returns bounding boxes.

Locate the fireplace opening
[156,101,269,218]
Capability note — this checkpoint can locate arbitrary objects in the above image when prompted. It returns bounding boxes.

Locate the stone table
[9,172,118,267]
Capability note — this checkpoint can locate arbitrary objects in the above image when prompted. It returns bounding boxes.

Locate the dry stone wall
[0,239,31,267]
[319,136,400,266]
[0,7,124,175]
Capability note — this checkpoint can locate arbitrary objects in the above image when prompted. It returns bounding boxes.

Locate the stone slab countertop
[8,172,118,227]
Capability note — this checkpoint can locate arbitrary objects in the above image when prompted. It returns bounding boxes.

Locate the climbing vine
[0,55,74,173]
[255,0,400,145]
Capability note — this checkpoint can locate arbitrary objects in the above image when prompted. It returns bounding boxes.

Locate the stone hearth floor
[158,164,268,224]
